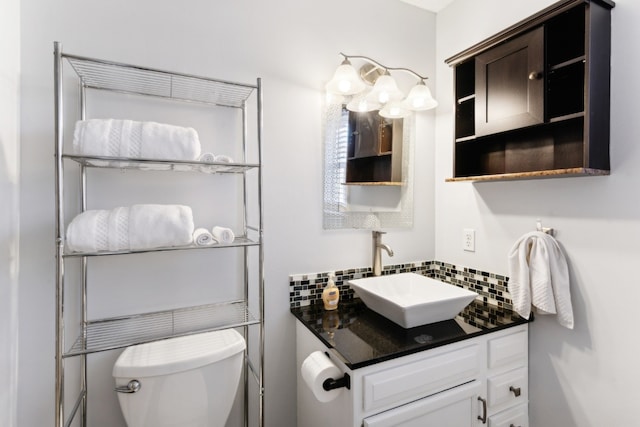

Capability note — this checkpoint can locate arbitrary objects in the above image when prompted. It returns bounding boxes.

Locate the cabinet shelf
[65,54,256,108]
[63,236,260,258]
[63,154,259,174]
[457,94,476,104]
[445,167,609,182]
[549,55,585,71]
[65,300,260,357]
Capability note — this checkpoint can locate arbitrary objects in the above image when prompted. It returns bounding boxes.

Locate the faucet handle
[373,230,386,236]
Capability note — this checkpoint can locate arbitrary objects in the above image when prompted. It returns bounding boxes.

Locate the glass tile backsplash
[289,260,512,311]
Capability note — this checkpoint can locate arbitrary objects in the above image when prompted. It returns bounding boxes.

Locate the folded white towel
[72,119,201,161]
[193,228,215,246]
[66,204,194,253]
[198,152,216,163]
[507,231,574,329]
[211,226,235,244]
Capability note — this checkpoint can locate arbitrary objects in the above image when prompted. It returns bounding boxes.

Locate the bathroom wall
[0,0,21,425]
[435,0,640,425]
[17,0,437,426]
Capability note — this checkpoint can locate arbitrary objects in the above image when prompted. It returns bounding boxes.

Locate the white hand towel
[66,204,194,253]
[214,154,234,163]
[193,228,216,246]
[72,119,201,161]
[198,152,216,163]
[507,231,574,329]
[211,226,235,244]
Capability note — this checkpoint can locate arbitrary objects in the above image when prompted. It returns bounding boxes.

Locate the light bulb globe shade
[379,101,412,119]
[402,83,438,111]
[366,74,404,104]
[346,90,382,112]
[325,62,366,96]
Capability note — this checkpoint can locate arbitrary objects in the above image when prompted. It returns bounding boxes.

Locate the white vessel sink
[348,273,478,328]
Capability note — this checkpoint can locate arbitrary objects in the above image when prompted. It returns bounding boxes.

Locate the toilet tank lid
[112,329,246,378]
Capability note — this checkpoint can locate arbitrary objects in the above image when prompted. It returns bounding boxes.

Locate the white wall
[435,0,640,425]
[0,0,21,425]
[18,0,437,426]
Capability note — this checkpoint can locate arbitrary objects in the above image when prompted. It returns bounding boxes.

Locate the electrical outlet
[463,228,475,252]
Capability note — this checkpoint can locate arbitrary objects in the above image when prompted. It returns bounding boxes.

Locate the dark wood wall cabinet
[445,0,614,182]
[345,110,404,185]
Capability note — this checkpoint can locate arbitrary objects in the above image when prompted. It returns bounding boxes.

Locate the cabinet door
[363,381,481,427]
[349,111,391,158]
[475,27,544,136]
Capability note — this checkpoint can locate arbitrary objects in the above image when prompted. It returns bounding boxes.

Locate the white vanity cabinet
[296,321,528,427]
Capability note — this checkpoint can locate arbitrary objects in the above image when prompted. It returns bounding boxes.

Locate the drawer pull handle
[509,385,521,397]
[529,71,542,80]
[477,396,487,424]
[510,424,522,427]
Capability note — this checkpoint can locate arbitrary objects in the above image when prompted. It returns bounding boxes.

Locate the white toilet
[113,329,246,427]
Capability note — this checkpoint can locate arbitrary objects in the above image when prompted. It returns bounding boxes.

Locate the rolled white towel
[66,204,194,253]
[198,152,216,163]
[211,226,235,244]
[193,227,216,246]
[214,154,234,163]
[72,119,201,161]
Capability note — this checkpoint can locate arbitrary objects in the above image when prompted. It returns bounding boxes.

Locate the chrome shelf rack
[54,42,264,427]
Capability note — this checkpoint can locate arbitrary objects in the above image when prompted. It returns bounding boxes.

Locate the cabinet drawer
[363,344,480,412]
[488,330,527,370]
[363,381,481,427]
[489,403,528,427]
[487,367,527,410]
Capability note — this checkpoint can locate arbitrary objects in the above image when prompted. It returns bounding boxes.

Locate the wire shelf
[63,154,259,174]
[65,300,260,357]
[64,54,256,108]
[63,236,260,258]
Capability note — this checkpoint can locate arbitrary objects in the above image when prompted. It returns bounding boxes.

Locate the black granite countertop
[291,299,530,369]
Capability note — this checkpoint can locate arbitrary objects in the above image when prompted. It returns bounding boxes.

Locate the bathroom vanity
[293,300,529,427]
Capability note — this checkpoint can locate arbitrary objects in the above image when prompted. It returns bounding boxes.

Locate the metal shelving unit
[53,42,264,427]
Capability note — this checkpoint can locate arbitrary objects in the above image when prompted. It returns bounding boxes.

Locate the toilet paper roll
[301,351,343,403]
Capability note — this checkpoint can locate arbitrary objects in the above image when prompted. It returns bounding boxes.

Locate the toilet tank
[113,329,246,427]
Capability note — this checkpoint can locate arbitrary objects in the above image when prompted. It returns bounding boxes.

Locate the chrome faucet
[372,231,394,276]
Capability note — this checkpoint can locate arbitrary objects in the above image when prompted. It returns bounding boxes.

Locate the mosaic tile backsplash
[289,260,512,311]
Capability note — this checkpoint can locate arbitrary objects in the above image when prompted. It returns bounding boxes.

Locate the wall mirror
[323,103,414,229]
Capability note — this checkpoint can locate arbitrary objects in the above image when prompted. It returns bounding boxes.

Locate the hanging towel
[507,231,574,329]
[66,204,194,253]
[211,226,235,244]
[72,119,201,161]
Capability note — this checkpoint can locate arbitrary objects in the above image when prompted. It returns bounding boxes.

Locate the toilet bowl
[113,329,246,427]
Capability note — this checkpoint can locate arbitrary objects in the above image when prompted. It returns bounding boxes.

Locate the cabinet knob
[528,71,542,80]
[509,385,522,397]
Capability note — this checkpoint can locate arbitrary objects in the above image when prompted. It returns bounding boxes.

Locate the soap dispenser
[322,274,340,311]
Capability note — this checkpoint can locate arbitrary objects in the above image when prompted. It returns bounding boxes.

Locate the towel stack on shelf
[66,204,195,253]
[507,231,574,329]
[72,119,201,161]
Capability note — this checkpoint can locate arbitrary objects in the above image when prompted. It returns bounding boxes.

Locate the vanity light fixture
[325,53,438,117]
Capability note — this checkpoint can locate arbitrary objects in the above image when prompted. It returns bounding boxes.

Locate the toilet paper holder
[322,373,351,391]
